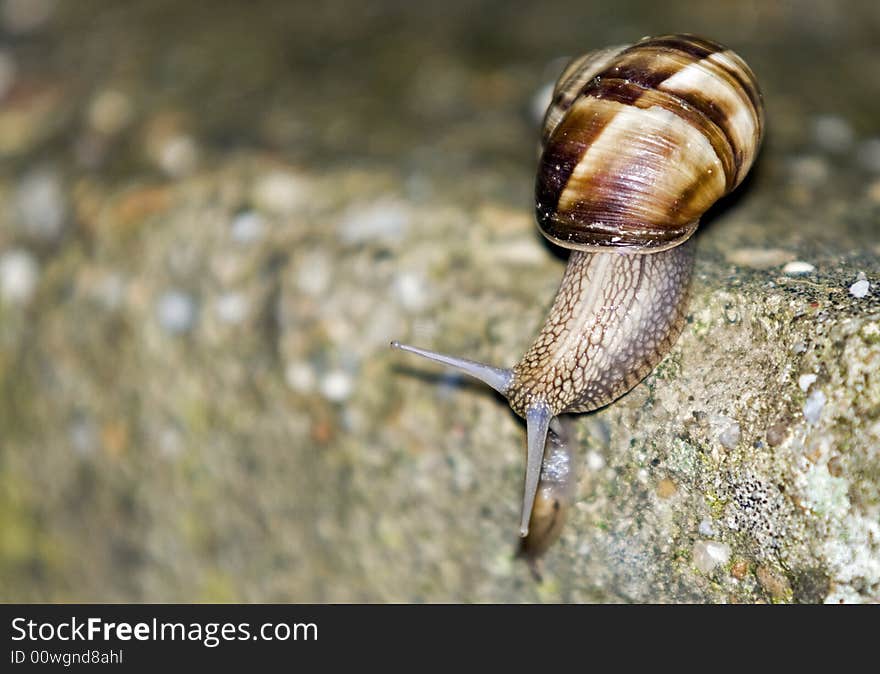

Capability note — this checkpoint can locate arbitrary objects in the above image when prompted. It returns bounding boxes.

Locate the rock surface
[0,1,878,602]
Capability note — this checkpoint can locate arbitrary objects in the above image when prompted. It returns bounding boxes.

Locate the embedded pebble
[811,115,854,153]
[792,340,807,355]
[787,156,829,185]
[157,426,184,458]
[88,89,134,135]
[337,197,409,245]
[586,450,605,472]
[320,370,353,402]
[656,478,677,498]
[731,559,749,580]
[756,566,791,600]
[725,247,795,270]
[0,49,17,99]
[285,362,316,393]
[16,167,67,241]
[0,248,39,304]
[856,138,880,173]
[782,260,816,274]
[157,134,198,178]
[393,272,431,312]
[252,171,308,215]
[698,519,716,537]
[803,389,827,424]
[766,421,790,447]
[230,211,266,244]
[798,373,817,392]
[849,278,870,299]
[156,290,198,335]
[718,422,741,449]
[490,239,546,266]
[214,292,249,325]
[693,540,731,574]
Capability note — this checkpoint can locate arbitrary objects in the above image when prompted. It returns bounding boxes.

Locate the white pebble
[253,171,308,215]
[849,278,870,299]
[586,450,605,472]
[693,540,731,574]
[811,115,854,153]
[337,197,409,245]
[803,389,827,424]
[393,272,431,312]
[798,373,818,392]
[698,519,716,537]
[0,249,39,304]
[783,260,816,274]
[0,49,17,99]
[230,211,266,244]
[214,292,249,324]
[718,422,741,449]
[285,362,316,393]
[788,156,829,185]
[491,239,546,266]
[156,290,197,335]
[16,167,67,241]
[725,247,795,270]
[157,134,198,178]
[157,426,184,458]
[320,370,353,402]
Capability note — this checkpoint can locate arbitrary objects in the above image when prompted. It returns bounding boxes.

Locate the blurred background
[0,0,878,602]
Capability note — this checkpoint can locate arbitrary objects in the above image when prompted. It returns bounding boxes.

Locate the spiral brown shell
[535,34,764,253]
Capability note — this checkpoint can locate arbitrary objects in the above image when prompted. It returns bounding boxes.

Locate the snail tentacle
[389,341,512,395]
[522,403,553,536]
[519,414,578,577]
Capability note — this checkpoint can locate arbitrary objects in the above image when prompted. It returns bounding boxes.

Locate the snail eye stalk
[390,341,512,396]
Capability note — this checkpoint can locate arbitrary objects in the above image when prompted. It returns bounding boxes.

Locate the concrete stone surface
[0,1,878,602]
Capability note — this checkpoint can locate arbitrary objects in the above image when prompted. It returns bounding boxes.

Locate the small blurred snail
[392,34,764,568]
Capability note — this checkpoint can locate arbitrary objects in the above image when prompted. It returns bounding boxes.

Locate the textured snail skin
[507,241,694,418]
[391,33,763,566]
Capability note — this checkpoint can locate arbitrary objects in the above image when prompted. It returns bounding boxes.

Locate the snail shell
[392,34,764,563]
[537,34,764,252]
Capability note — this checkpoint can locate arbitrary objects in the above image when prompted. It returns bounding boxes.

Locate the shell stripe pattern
[536,34,764,252]
[540,45,629,147]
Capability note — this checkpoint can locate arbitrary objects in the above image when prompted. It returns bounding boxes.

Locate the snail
[392,34,764,561]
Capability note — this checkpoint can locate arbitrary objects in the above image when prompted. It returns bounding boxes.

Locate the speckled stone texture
[0,1,878,602]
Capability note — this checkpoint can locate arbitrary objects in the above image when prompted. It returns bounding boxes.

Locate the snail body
[519,415,578,566]
[392,34,764,559]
